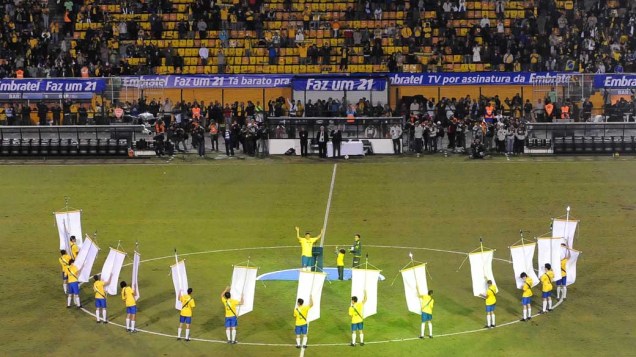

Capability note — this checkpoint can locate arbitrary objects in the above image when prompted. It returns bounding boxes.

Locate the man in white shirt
[199,45,209,66]
[390,123,403,154]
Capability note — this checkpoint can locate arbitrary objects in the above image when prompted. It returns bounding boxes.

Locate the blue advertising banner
[593,74,636,89]
[120,75,293,89]
[389,72,578,86]
[292,76,388,91]
[0,79,105,93]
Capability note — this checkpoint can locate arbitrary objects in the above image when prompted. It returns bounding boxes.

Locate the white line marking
[320,164,337,247]
[95,243,560,348]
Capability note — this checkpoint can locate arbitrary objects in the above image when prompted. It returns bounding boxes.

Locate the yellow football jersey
[294,305,311,326]
[421,294,435,314]
[222,297,239,317]
[349,302,365,323]
[180,294,196,317]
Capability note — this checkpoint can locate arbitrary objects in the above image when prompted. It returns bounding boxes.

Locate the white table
[327,141,365,157]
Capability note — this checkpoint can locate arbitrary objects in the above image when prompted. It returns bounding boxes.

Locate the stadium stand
[0,0,635,77]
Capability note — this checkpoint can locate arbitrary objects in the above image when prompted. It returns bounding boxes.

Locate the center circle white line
[88,244,557,347]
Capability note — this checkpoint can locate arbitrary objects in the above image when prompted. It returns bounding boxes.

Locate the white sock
[126,318,130,329]
[67,295,72,306]
[178,327,182,338]
[231,329,236,341]
[491,314,495,326]
[63,283,67,294]
[96,309,100,321]
[226,330,231,341]
[427,322,432,335]
[556,286,561,299]
[563,287,567,299]
[75,295,80,307]
[487,314,491,326]
[360,332,364,343]
[420,323,425,336]
[302,336,307,346]
[102,310,107,321]
[542,300,547,311]
[185,329,190,339]
[352,332,356,344]
[131,320,136,331]
[523,308,527,319]
[528,306,532,316]
[296,337,301,346]
[548,298,552,309]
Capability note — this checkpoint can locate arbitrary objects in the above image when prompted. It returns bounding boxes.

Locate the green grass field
[1,156,635,356]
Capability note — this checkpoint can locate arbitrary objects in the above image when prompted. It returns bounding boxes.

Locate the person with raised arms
[540,263,554,313]
[419,290,435,338]
[69,236,79,260]
[221,286,243,344]
[349,291,367,346]
[520,272,533,321]
[294,296,313,349]
[59,249,71,294]
[177,288,196,341]
[66,259,81,308]
[120,281,137,332]
[557,243,570,300]
[480,280,497,328]
[295,227,323,271]
[93,274,110,323]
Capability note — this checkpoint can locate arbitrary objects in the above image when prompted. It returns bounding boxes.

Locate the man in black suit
[331,128,342,158]
[299,127,309,157]
[316,125,328,158]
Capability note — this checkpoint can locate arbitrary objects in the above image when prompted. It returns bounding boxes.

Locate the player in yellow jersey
[59,250,71,294]
[93,274,109,323]
[221,286,243,344]
[335,248,346,280]
[419,290,435,338]
[349,291,367,346]
[520,272,533,321]
[480,280,498,328]
[540,263,554,313]
[120,281,137,332]
[294,296,313,349]
[66,259,81,308]
[69,236,79,260]
[557,243,570,300]
[296,227,323,271]
[178,288,196,341]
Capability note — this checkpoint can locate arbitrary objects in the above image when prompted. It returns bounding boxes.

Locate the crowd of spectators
[0,0,636,78]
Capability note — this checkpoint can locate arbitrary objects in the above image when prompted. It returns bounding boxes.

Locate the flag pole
[410,252,420,296]
[564,206,571,248]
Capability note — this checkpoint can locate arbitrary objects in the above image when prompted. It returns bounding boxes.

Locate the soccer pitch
[1,156,635,356]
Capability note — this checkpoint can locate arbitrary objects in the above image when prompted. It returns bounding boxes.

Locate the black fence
[526,122,636,154]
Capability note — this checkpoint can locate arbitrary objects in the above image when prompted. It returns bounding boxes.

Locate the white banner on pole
[469,250,496,297]
[537,237,563,281]
[75,235,100,283]
[132,251,141,300]
[400,264,428,315]
[100,248,127,295]
[171,260,189,310]
[552,218,578,248]
[295,271,327,323]
[510,243,539,289]
[55,211,83,251]
[565,249,580,286]
[351,269,381,318]
[231,266,258,317]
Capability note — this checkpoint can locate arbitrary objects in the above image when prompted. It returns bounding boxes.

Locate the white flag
[469,250,496,297]
[510,243,539,289]
[231,266,258,317]
[171,260,189,310]
[100,248,127,295]
[400,263,429,314]
[295,271,326,323]
[552,218,578,248]
[55,211,83,251]
[75,235,100,283]
[538,237,563,281]
[132,251,141,300]
[565,249,581,286]
[351,269,381,318]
